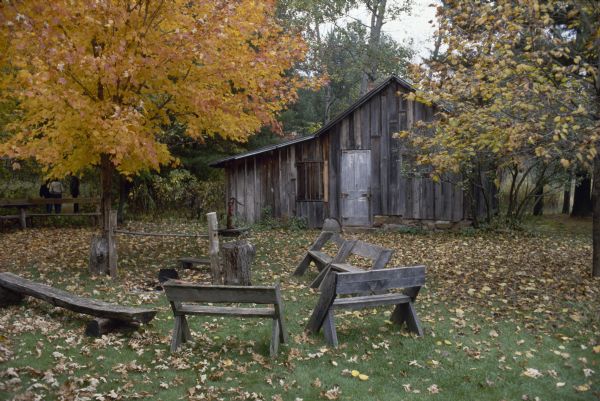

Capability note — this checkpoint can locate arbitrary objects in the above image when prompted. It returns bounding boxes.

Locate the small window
[297,161,324,201]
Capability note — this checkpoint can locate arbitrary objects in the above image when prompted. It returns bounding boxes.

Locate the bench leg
[170,315,190,352]
[181,315,192,342]
[0,286,24,306]
[322,309,338,347]
[270,317,280,357]
[309,265,331,289]
[293,254,312,276]
[391,302,423,337]
[19,208,27,229]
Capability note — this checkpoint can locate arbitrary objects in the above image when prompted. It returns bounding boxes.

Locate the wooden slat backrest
[163,281,278,305]
[335,266,425,295]
[351,240,390,261]
[330,233,345,247]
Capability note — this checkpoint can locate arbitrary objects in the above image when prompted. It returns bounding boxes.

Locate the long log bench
[0,272,157,336]
[305,266,426,347]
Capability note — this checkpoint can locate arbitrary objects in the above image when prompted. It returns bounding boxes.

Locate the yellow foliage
[0,0,314,177]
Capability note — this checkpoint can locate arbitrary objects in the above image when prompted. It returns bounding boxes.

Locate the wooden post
[207,212,221,284]
[19,208,26,229]
[221,240,255,285]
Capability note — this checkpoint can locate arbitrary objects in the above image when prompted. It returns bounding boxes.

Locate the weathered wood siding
[224,78,491,227]
[225,138,329,228]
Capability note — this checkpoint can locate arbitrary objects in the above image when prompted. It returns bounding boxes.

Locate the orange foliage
[0,0,314,177]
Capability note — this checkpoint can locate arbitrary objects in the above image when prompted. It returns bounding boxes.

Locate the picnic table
[0,197,100,229]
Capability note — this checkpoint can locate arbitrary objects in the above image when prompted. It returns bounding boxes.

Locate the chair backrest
[334,266,425,296]
[322,218,342,233]
[350,240,393,264]
[163,281,279,305]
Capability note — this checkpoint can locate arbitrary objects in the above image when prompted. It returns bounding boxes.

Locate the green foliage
[256,207,308,230]
[277,1,414,135]
[129,169,224,218]
[406,0,599,223]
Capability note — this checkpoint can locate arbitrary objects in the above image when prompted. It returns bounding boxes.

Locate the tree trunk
[89,155,118,278]
[571,171,592,217]
[562,185,571,214]
[464,170,479,228]
[532,185,543,216]
[361,0,387,95]
[89,210,117,276]
[117,175,132,224]
[591,38,600,278]
[593,155,600,277]
[221,240,255,286]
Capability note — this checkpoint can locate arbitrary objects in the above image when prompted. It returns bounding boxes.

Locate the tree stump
[89,211,117,276]
[221,240,255,286]
[89,235,109,275]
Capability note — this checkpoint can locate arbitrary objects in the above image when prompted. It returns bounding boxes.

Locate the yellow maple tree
[0,0,312,182]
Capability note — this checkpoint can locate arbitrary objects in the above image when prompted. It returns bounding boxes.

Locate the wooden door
[340,150,371,226]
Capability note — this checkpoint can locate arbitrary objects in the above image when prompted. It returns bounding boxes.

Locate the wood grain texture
[216,78,492,227]
[164,281,287,355]
[221,240,255,286]
[0,272,157,323]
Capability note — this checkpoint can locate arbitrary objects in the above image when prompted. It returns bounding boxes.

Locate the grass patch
[0,218,598,400]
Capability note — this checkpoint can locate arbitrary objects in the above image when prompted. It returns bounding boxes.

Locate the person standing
[39,180,52,213]
[70,176,80,213]
[48,179,63,213]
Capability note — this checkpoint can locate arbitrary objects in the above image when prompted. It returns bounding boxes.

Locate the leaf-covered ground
[0,216,598,400]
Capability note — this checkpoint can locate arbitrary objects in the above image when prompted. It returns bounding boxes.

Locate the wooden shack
[211,75,492,228]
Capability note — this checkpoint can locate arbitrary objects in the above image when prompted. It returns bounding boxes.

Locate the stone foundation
[373,215,472,231]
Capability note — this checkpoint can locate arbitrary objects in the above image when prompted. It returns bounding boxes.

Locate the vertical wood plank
[354,109,361,149]
[254,157,259,224]
[361,102,370,149]
[207,212,220,284]
[341,118,349,150]
[290,146,297,217]
[247,158,255,222]
[380,91,389,215]
[323,137,329,204]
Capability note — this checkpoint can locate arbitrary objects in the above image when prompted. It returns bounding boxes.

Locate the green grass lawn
[0,216,598,400]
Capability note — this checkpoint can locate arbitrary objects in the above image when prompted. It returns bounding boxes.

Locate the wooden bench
[293,219,344,275]
[177,257,211,270]
[0,272,157,336]
[163,281,288,356]
[308,239,394,288]
[305,266,426,347]
[294,228,393,288]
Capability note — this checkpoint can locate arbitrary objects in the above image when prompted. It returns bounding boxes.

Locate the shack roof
[210,75,415,168]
